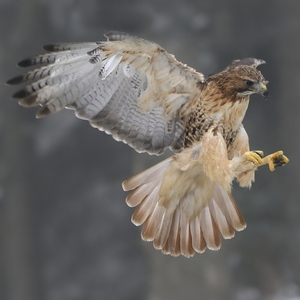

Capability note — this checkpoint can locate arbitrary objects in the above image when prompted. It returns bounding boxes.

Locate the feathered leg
[228,126,289,187]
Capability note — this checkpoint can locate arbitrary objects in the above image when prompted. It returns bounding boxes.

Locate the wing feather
[7,31,204,155]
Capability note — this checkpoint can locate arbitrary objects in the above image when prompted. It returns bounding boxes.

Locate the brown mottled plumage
[7,32,289,257]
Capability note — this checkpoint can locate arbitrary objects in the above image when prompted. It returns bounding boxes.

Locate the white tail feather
[213,184,246,231]
[153,212,173,250]
[190,217,206,253]
[141,204,165,241]
[122,158,172,191]
[179,213,194,257]
[162,208,181,256]
[125,179,159,207]
[131,186,159,226]
[200,206,221,250]
[209,198,235,239]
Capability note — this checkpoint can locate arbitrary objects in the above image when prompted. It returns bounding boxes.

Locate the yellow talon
[253,150,264,158]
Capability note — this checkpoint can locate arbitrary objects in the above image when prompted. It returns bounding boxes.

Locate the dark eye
[245,80,254,87]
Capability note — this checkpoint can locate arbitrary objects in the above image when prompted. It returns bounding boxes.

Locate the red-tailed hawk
[7,31,289,257]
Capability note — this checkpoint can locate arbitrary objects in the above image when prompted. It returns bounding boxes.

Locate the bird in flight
[7,31,289,257]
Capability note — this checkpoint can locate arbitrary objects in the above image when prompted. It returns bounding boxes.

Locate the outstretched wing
[7,31,205,155]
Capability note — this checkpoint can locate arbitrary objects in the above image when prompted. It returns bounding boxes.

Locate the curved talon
[254,150,264,158]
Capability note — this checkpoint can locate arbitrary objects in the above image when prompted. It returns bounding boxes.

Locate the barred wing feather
[7,31,204,155]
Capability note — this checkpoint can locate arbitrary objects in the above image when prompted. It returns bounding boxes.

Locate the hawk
[7,31,289,257]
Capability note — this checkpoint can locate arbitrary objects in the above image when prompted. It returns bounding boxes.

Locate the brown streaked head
[209,58,268,100]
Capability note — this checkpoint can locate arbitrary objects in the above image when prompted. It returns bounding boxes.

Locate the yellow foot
[243,150,264,166]
[264,151,289,171]
[243,150,289,171]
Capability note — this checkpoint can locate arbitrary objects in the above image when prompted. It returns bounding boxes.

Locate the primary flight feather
[7,31,289,257]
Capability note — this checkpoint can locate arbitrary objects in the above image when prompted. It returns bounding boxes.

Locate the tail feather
[125,180,159,207]
[153,211,173,250]
[153,214,172,250]
[162,208,181,256]
[141,204,165,241]
[122,158,172,191]
[131,186,159,226]
[123,157,247,257]
[190,217,207,253]
[180,214,195,257]
[200,206,221,250]
[209,198,235,239]
[213,184,246,231]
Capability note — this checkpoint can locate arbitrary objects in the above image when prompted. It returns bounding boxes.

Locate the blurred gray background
[1,1,300,299]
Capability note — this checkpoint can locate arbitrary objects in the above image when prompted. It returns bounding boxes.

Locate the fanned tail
[123,157,246,257]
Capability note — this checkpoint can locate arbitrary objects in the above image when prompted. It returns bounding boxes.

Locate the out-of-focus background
[1,1,300,299]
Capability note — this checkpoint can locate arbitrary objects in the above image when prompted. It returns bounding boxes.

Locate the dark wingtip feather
[12,89,29,99]
[43,44,58,52]
[6,75,24,85]
[17,58,34,68]
[36,107,51,119]
[18,96,38,107]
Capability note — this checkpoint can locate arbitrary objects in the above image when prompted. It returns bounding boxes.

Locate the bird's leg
[243,150,289,171]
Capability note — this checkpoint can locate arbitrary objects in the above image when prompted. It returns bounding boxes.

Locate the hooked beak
[255,82,269,99]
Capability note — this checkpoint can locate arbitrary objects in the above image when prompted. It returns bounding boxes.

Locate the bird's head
[232,64,269,100]
[211,58,269,100]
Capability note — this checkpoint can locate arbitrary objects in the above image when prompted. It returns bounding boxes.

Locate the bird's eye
[245,80,254,87]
